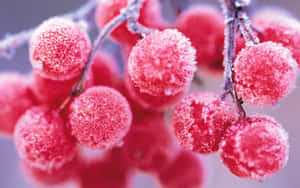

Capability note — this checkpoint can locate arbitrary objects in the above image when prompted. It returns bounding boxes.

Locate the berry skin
[14,105,77,171]
[31,72,93,106]
[30,17,91,80]
[127,29,196,110]
[252,9,300,68]
[124,72,187,111]
[20,155,80,186]
[172,92,237,154]
[176,5,225,73]
[95,0,165,47]
[234,42,297,106]
[90,51,120,88]
[121,113,178,172]
[0,73,35,137]
[220,115,289,180]
[78,150,134,188]
[158,150,205,188]
[67,86,132,150]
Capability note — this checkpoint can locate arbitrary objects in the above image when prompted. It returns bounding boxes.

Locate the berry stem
[59,0,146,111]
[0,0,98,59]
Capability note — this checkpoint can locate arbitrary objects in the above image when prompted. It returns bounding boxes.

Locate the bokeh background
[0,0,299,187]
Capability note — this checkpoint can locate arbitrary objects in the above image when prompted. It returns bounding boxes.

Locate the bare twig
[59,0,146,111]
[219,0,253,119]
[0,0,98,59]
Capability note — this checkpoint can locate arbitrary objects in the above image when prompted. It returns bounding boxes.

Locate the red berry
[20,155,80,186]
[78,150,134,188]
[176,5,225,73]
[122,113,178,172]
[67,86,132,149]
[95,0,165,47]
[252,9,300,68]
[220,115,289,180]
[172,92,237,154]
[124,72,187,111]
[14,105,76,171]
[30,17,91,80]
[31,72,93,106]
[0,73,35,137]
[159,150,205,188]
[234,42,297,106]
[127,29,196,110]
[90,51,120,87]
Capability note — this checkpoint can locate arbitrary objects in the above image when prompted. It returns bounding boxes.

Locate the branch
[219,0,256,119]
[126,1,154,38]
[0,0,98,59]
[59,0,146,111]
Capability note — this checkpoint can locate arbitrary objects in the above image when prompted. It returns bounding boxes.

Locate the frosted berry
[172,92,237,154]
[30,17,91,80]
[122,113,177,172]
[124,72,187,111]
[220,115,289,180]
[234,42,297,106]
[0,73,35,137]
[95,0,165,47]
[31,71,93,106]
[90,51,120,87]
[176,5,225,72]
[127,29,196,110]
[79,151,133,188]
[159,150,205,188]
[67,86,132,149]
[20,155,79,186]
[253,9,300,68]
[14,106,76,171]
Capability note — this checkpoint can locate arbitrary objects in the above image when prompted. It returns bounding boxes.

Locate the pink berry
[31,71,93,106]
[122,113,178,172]
[172,92,237,154]
[252,9,300,68]
[220,115,289,180]
[90,51,120,87]
[78,150,133,188]
[20,155,80,186]
[0,73,35,137]
[67,86,132,149]
[127,29,196,110]
[14,105,77,171]
[176,5,225,73]
[234,42,297,106]
[95,0,165,47]
[159,150,205,188]
[30,17,91,80]
[124,72,187,111]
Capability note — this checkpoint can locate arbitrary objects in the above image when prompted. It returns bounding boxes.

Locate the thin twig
[238,11,259,45]
[0,0,98,59]
[220,0,247,119]
[59,0,146,111]
[125,1,154,38]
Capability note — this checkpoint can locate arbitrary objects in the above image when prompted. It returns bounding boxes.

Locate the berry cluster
[0,0,299,187]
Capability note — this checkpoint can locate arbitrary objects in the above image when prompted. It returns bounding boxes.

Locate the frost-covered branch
[219,0,258,119]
